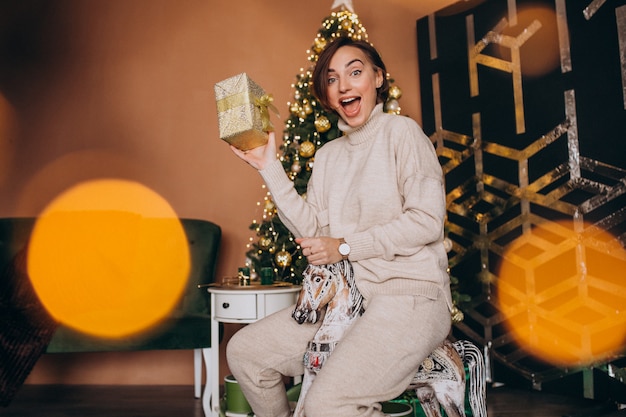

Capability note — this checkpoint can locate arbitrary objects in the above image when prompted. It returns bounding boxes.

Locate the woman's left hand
[296,236,343,265]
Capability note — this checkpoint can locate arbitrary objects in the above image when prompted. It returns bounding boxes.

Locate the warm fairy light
[27,179,189,338]
[497,219,626,366]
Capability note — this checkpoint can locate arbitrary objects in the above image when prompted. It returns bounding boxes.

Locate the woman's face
[326,45,383,128]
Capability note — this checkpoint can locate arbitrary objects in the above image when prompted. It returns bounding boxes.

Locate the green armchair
[0,217,221,414]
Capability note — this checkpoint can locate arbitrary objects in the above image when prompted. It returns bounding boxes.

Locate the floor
[1,383,624,417]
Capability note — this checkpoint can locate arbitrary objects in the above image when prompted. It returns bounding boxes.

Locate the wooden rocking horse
[292,260,487,417]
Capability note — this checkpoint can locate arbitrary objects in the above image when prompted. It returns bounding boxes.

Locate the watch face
[339,243,350,256]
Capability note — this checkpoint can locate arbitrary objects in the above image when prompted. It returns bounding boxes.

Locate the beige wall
[1,0,457,385]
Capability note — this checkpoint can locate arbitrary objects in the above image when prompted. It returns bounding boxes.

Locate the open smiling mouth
[340,97,361,115]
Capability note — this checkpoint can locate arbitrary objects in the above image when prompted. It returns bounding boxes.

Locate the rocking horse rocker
[292,260,487,417]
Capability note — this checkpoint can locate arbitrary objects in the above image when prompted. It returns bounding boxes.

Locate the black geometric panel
[417,0,626,398]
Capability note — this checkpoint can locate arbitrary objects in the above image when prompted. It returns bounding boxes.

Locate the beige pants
[226,292,451,417]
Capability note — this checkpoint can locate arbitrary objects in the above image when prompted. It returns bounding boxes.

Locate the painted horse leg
[293,368,315,417]
[439,395,465,417]
[416,386,444,417]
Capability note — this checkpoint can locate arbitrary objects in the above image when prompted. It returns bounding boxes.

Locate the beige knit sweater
[260,104,452,310]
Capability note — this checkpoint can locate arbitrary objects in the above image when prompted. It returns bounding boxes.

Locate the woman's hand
[296,237,343,266]
[230,131,278,171]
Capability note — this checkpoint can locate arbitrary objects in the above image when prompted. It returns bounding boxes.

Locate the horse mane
[329,260,364,318]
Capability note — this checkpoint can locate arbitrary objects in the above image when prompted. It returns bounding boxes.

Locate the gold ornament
[275,247,292,268]
[451,305,464,323]
[303,102,313,115]
[314,115,331,133]
[385,99,401,114]
[291,161,302,174]
[388,85,402,100]
[313,37,327,54]
[258,236,272,250]
[264,199,276,216]
[290,103,300,115]
[299,141,316,158]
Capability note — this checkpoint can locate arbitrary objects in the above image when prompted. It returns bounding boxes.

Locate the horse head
[292,263,339,324]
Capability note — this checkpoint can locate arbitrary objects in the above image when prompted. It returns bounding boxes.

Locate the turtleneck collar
[337,103,385,146]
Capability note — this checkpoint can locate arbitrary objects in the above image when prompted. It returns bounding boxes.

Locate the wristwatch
[338,238,351,260]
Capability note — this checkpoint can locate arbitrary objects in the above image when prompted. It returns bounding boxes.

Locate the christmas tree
[245,1,403,284]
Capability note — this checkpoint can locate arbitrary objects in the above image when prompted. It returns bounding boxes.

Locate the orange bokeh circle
[27,179,189,338]
[497,219,626,366]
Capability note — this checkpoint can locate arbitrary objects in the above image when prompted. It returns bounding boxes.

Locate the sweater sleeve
[258,159,321,238]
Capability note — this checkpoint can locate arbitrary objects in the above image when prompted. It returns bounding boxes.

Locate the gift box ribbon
[216,92,279,132]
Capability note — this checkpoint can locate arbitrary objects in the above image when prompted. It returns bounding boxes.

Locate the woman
[227,36,452,417]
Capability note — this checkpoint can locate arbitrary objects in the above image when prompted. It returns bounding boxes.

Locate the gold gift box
[214,72,276,151]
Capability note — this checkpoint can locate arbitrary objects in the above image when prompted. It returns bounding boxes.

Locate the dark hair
[311,37,389,112]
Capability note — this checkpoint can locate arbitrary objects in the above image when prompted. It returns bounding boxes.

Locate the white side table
[207,284,301,417]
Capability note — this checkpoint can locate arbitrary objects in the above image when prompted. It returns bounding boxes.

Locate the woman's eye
[351,69,362,77]
[328,76,337,84]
